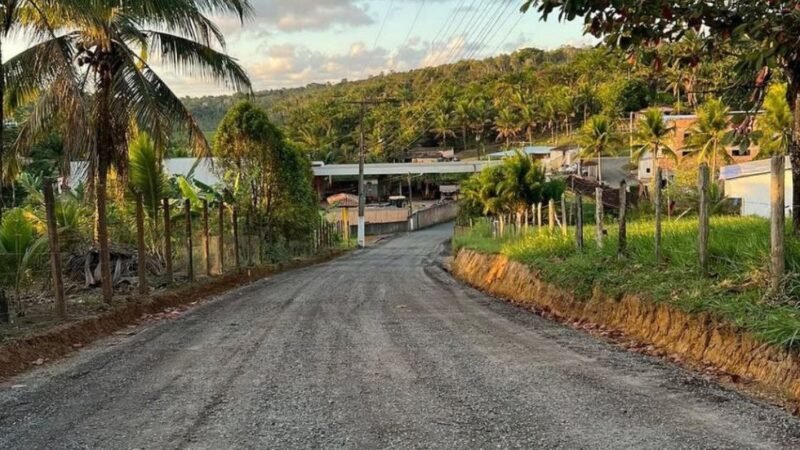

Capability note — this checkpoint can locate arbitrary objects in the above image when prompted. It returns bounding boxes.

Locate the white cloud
[237,0,373,33]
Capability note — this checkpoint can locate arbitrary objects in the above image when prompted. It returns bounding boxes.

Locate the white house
[719,157,792,218]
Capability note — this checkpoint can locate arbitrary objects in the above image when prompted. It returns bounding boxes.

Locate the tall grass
[453,216,800,350]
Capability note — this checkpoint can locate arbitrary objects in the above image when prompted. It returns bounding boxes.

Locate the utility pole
[344,98,399,248]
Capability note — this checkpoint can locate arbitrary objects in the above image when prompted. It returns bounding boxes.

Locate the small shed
[720,157,791,218]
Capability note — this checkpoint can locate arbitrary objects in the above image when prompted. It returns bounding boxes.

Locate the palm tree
[497,151,548,227]
[756,84,792,159]
[6,0,252,302]
[577,115,621,185]
[517,100,539,144]
[431,108,455,147]
[632,108,677,182]
[684,98,732,176]
[494,108,520,146]
[453,98,472,151]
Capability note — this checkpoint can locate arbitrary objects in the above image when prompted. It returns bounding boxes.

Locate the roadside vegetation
[454,217,800,351]
[0,1,340,333]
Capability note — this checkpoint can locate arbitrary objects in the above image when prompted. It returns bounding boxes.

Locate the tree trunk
[788,75,800,234]
[0,36,4,218]
[96,67,114,303]
[96,165,113,302]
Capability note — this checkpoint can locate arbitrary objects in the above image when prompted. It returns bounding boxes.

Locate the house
[719,157,790,218]
[635,110,760,183]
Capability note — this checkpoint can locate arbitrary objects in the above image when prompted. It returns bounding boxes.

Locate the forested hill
[181,44,749,163]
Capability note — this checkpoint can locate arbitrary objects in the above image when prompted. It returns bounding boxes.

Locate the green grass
[453,217,800,351]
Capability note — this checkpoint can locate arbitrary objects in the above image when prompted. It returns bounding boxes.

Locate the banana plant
[0,208,48,314]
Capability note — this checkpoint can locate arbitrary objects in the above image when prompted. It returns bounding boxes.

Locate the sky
[7,0,591,97]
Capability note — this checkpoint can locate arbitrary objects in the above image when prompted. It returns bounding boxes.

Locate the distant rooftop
[487,146,553,160]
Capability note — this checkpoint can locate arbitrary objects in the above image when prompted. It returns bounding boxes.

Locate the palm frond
[113,46,209,156]
[145,30,251,92]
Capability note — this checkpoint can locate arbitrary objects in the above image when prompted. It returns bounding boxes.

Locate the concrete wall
[411,202,459,230]
[350,221,409,236]
[724,168,792,218]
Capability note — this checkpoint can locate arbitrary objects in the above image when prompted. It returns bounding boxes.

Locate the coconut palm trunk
[597,150,603,185]
[96,66,114,303]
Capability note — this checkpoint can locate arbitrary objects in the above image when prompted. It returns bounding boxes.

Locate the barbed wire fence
[456,155,788,290]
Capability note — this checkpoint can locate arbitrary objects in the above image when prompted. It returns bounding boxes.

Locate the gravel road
[1,224,799,449]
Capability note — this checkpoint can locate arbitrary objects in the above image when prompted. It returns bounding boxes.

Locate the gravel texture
[1,223,799,449]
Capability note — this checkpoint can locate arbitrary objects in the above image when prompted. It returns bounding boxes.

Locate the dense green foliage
[460,152,565,220]
[454,217,800,350]
[213,101,318,247]
[182,45,749,163]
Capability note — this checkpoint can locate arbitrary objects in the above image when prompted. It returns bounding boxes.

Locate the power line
[401,0,427,46]
[464,0,518,61]
[459,0,516,62]
[435,0,492,67]
[425,0,470,66]
[373,0,396,49]
[488,9,525,57]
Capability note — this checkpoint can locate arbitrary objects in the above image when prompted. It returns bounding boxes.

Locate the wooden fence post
[163,198,173,285]
[233,205,240,270]
[44,180,66,319]
[618,180,627,258]
[202,199,211,276]
[698,164,710,275]
[560,193,567,236]
[537,202,543,227]
[770,155,785,291]
[654,166,663,264]
[135,192,148,295]
[576,194,584,250]
[595,187,604,248]
[218,202,225,275]
[246,210,253,265]
[548,199,555,232]
[185,199,194,282]
[0,291,8,323]
[259,215,265,264]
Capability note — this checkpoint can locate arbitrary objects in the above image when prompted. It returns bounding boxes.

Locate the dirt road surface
[1,224,799,449]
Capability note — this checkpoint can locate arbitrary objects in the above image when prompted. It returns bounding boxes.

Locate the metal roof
[487,146,553,159]
[719,157,789,181]
[68,157,221,188]
[312,161,500,176]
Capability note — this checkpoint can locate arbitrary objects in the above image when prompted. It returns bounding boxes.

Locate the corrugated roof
[719,157,789,181]
[487,146,553,159]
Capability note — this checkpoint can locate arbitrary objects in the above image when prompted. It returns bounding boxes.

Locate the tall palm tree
[6,0,252,302]
[494,108,520,146]
[756,84,792,159]
[453,98,472,151]
[684,98,732,176]
[577,114,621,185]
[431,108,454,148]
[632,108,677,182]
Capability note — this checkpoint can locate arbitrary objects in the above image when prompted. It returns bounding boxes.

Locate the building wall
[724,169,793,218]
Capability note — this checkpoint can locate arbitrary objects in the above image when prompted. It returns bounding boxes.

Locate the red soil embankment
[452,249,800,403]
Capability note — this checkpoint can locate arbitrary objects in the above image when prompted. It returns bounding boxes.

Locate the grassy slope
[453,217,800,350]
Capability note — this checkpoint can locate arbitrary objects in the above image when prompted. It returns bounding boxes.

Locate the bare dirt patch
[0,251,346,379]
